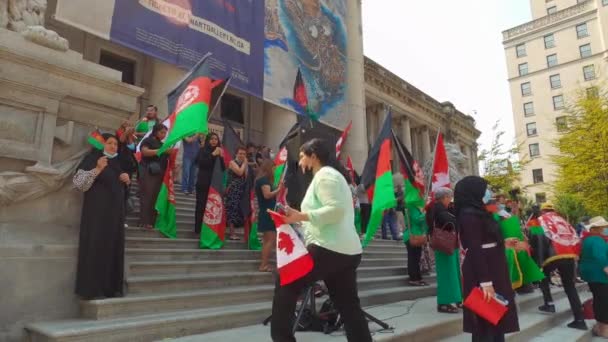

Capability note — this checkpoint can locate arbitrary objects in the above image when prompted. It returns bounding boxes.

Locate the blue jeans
[381,210,400,240]
[181,157,197,193]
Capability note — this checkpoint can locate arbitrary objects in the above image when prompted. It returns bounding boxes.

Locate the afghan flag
[268,210,314,286]
[393,131,426,208]
[157,55,228,155]
[154,149,178,239]
[293,68,318,121]
[87,129,104,150]
[246,189,262,250]
[335,121,352,159]
[430,133,450,199]
[361,110,396,247]
[538,212,581,264]
[346,156,356,186]
[273,147,288,189]
[200,158,226,249]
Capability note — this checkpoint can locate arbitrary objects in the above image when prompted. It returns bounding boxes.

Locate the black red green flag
[200,158,226,249]
[392,131,426,208]
[361,109,396,247]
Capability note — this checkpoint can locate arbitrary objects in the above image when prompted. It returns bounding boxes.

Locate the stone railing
[503,0,595,41]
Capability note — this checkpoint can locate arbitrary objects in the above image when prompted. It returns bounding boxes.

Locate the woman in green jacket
[579,216,608,338]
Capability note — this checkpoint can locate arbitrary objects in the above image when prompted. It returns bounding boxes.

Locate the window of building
[221,93,244,124]
[521,82,532,96]
[550,74,561,89]
[535,192,547,203]
[580,44,592,58]
[529,143,541,158]
[99,50,136,85]
[553,95,564,110]
[584,65,596,81]
[516,44,526,58]
[556,116,568,132]
[547,6,557,14]
[527,122,538,136]
[533,169,544,184]
[576,23,589,38]
[544,34,555,49]
[518,63,528,76]
[587,86,599,98]
[547,54,558,67]
[524,102,534,116]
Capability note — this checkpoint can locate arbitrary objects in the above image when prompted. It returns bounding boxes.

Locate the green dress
[495,214,545,289]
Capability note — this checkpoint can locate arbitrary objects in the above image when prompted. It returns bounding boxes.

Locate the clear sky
[362,0,532,154]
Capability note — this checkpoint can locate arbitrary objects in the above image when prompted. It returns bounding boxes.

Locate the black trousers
[589,282,608,324]
[270,245,372,342]
[472,333,505,342]
[406,241,423,281]
[359,203,371,234]
[540,258,584,321]
[194,182,210,233]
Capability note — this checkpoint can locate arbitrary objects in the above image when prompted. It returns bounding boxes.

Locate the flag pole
[207,77,232,121]
[424,128,441,202]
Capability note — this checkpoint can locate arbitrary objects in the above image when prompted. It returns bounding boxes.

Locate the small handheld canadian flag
[268,210,314,286]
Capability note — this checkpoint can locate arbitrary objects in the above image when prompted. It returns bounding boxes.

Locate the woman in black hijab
[455,176,519,342]
[194,133,224,234]
[73,133,130,299]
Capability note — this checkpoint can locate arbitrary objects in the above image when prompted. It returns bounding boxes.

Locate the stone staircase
[25,185,436,341]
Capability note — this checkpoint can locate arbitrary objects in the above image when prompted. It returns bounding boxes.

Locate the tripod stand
[262,282,392,334]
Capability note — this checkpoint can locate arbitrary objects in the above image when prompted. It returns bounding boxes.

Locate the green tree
[554,193,587,225]
[479,121,526,194]
[553,88,608,216]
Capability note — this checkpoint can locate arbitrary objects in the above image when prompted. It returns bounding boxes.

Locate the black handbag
[430,221,458,255]
[147,161,162,175]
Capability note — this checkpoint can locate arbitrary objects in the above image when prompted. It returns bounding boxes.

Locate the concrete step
[125,247,409,262]
[126,270,420,295]
[27,284,438,341]
[125,237,408,253]
[128,258,406,277]
[82,274,426,320]
[440,291,593,342]
[172,286,582,342]
[130,205,195,215]
[530,320,593,342]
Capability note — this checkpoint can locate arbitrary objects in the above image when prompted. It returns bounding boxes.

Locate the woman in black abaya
[194,133,224,234]
[73,133,130,299]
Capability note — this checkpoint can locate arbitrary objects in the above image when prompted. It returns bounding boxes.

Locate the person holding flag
[255,160,283,272]
[138,124,169,229]
[271,138,372,342]
[194,133,224,235]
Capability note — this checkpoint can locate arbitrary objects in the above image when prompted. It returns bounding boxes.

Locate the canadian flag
[335,121,352,159]
[431,133,450,198]
[268,210,314,286]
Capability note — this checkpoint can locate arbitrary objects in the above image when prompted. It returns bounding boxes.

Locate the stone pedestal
[0,28,143,341]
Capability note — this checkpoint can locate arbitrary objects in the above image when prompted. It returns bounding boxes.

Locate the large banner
[263,0,348,126]
[110,0,265,97]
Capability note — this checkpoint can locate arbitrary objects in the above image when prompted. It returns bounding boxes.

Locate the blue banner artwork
[110,0,265,98]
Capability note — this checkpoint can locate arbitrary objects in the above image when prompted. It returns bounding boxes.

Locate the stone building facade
[0,0,478,340]
[503,0,608,201]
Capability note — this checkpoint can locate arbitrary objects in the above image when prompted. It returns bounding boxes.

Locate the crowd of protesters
[70,109,608,341]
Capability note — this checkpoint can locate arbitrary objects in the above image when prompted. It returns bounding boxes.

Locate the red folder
[463,287,508,325]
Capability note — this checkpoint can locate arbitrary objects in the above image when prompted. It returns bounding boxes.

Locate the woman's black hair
[299,138,351,183]
[152,123,168,138]
[204,132,221,151]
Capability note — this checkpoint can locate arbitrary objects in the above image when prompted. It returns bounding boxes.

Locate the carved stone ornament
[1,0,69,51]
[0,149,87,206]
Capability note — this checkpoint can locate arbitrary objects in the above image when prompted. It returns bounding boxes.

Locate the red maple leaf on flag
[278,232,295,255]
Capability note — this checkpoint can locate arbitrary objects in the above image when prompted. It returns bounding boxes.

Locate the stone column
[342,0,368,171]
[366,106,377,147]
[400,117,412,151]
[263,102,298,151]
[421,127,432,165]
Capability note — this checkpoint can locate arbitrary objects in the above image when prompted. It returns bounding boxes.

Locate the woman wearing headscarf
[454,176,519,342]
[194,133,224,235]
[273,138,372,342]
[138,123,169,229]
[578,216,608,337]
[73,133,130,299]
[426,187,462,314]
